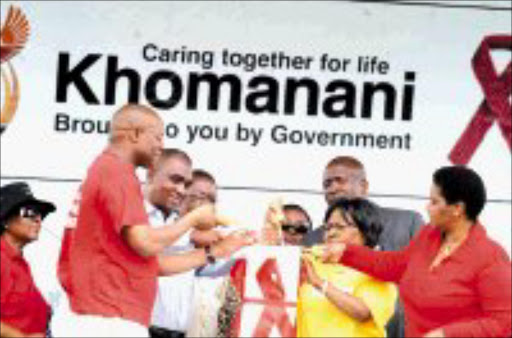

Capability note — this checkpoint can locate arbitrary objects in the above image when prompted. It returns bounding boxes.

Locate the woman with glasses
[298,198,397,337]
[0,182,56,338]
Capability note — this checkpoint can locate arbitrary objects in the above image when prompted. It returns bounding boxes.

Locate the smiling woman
[298,198,397,338]
[0,182,56,338]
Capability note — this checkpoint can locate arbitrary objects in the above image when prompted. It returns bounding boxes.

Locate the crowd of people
[1,104,511,338]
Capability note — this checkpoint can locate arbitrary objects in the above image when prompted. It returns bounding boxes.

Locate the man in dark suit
[303,155,424,337]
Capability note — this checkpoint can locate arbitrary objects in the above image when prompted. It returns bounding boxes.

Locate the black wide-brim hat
[0,182,56,222]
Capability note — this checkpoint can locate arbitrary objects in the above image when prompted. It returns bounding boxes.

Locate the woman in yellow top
[298,198,397,337]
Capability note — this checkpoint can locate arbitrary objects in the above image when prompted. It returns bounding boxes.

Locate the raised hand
[322,243,347,264]
[212,230,257,258]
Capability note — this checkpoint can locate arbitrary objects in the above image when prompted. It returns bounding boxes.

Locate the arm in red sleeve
[341,244,410,283]
[340,224,428,282]
[441,254,512,338]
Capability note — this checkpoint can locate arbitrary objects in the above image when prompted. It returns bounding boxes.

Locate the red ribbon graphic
[449,35,512,165]
[250,259,296,337]
[232,258,297,337]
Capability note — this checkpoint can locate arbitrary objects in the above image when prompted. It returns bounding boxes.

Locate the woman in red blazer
[322,165,511,338]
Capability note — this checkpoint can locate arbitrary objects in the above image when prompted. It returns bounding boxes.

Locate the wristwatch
[204,245,217,264]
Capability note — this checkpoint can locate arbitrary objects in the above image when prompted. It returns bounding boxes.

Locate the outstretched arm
[322,228,425,283]
[123,204,223,257]
[158,230,256,276]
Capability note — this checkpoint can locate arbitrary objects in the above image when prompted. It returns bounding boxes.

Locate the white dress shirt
[146,202,195,333]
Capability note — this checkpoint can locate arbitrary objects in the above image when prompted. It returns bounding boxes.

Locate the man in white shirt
[183,169,235,337]
[145,149,253,338]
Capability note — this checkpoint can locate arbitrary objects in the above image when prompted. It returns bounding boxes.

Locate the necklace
[443,243,453,255]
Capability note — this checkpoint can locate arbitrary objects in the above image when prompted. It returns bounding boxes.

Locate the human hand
[264,198,285,229]
[261,198,285,244]
[185,204,236,231]
[322,242,347,264]
[301,256,322,289]
[423,329,445,338]
[26,333,45,338]
[212,230,257,258]
[191,229,224,247]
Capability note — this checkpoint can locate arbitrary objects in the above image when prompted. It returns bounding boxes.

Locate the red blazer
[341,223,512,338]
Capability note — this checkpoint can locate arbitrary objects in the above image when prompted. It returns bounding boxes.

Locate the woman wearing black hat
[0,182,56,338]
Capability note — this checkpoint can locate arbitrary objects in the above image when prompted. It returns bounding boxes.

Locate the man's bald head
[110,104,163,143]
[108,104,164,168]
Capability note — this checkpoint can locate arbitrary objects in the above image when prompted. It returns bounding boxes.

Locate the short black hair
[324,198,382,248]
[283,204,313,230]
[155,148,192,170]
[192,169,216,185]
[433,166,486,222]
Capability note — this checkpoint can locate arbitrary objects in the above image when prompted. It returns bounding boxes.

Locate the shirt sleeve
[341,227,426,283]
[441,252,512,338]
[355,278,398,333]
[98,168,148,234]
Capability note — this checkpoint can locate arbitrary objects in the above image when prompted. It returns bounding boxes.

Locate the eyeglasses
[282,224,310,235]
[18,206,44,221]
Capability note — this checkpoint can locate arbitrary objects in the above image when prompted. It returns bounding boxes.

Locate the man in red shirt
[54,104,253,338]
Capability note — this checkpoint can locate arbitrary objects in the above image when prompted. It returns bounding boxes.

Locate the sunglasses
[18,206,44,221]
[281,224,310,235]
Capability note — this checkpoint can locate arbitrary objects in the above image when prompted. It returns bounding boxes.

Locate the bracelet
[321,279,329,295]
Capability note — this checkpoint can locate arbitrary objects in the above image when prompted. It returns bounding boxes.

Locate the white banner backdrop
[1,0,510,316]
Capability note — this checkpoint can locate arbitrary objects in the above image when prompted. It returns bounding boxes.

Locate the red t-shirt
[341,224,512,338]
[0,238,50,335]
[65,149,158,327]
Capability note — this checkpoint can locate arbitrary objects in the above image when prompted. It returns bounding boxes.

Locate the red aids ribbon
[250,259,296,337]
[449,35,512,165]
[230,258,297,337]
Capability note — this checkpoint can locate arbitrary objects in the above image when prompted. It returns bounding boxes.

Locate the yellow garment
[297,255,397,337]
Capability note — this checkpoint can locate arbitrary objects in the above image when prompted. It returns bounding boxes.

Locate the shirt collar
[145,200,163,218]
[144,200,179,222]
[459,222,486,249]
[103,148,137,172]
[442,222,486,261]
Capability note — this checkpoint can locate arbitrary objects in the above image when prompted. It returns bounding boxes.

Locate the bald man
[55,105,254,338]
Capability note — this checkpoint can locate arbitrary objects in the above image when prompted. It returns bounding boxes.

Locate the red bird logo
[1,5,30,133]
[1,5,30,64]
